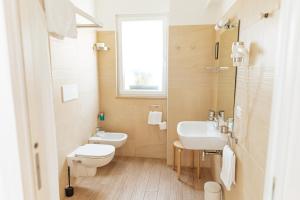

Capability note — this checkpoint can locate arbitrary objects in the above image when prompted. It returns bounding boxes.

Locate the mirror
[214,21,240,119]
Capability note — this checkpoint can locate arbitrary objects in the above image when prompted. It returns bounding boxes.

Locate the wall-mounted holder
[231,42,249,67]
[215,18,239,31]
[94,43,109,51]
[259,3,280,19]
[261,12,271,18]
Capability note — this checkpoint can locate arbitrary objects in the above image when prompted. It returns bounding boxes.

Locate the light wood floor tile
[64,157,211,200]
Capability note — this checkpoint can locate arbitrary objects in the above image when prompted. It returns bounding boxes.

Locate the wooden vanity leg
[173,145,176,170]
[177,149,182,179]
[192,150,195,169]
[197,150,201,179]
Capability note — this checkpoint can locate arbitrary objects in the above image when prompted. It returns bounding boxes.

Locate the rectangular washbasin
[177,121,228,150]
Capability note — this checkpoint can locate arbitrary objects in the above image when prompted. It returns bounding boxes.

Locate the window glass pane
[120,19,165,93]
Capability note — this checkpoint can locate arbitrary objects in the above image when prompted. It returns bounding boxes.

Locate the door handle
[34,142,42,190]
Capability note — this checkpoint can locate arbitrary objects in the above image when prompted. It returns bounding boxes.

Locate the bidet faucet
[96,127,105,132]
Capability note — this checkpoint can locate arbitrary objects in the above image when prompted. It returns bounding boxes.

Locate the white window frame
[116,14,168,98]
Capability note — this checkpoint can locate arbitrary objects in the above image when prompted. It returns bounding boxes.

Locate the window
[117,15,168,97]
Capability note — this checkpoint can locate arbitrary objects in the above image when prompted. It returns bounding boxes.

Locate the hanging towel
[148,111,162,125]
[220,145,236,191]
[44,0,77,39]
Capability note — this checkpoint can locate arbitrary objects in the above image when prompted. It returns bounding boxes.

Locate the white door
[2,0,60,199]
[264,0,300,200]
[0,1,27,199]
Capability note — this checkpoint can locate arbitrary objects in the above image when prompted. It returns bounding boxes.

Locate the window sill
[116,95,167,100]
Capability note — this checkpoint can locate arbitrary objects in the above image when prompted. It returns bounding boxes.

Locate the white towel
[220,145,236,191]
[148,111,162,125]
[44,0,77,39]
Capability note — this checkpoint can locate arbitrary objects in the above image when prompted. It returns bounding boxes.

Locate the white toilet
[67,144,115,177]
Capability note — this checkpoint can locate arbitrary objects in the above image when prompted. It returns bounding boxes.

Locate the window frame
[116,14,168,98]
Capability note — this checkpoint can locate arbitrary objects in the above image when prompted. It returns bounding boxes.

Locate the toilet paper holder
[149,104,160,111]
[150,104,160,108]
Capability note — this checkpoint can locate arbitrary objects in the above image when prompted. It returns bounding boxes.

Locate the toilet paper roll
[148,111,162,125]
[159,121,167,130]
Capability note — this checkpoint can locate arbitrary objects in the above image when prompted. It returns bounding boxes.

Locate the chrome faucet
[220,117,234,134]
[208,110,227,130]
[218,110,225,121]
[208,110,215,121]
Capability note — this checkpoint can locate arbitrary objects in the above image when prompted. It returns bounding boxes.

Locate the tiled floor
[65,157,212,200]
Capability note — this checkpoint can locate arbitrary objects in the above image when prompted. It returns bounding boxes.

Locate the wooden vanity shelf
[173,140,201,180]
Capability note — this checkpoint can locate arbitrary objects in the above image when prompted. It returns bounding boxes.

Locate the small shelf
[74,6,103,28]
[205,66,236,72]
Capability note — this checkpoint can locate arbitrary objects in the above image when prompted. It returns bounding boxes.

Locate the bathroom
[1,0,300,200]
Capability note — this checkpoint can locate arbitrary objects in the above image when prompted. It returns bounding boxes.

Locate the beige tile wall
[97,31,167,158]
[97,26,218,165]
[167,25,217,167]
[49,29,99,198]
[211,0,280,199]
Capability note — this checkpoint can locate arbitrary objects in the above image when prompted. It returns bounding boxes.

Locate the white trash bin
[204,181,221,200]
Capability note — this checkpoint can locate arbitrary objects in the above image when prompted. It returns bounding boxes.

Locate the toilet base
[67,144,115,177]
[71,162,98,177]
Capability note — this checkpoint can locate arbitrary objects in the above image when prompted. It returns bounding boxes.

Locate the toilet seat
[67,144,116,177]
[72,144,115,159]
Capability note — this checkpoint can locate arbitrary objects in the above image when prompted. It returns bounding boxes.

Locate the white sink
[177,121,228,150]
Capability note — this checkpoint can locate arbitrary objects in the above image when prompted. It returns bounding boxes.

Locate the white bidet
[89,132,128,148]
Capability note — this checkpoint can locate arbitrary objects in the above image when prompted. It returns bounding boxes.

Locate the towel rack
[73,6,103,28]
[203,150,222,156]
[205,66,237,72]
[39,1,103,28]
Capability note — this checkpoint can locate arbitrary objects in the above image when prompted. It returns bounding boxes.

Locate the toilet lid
[74,144,115,158]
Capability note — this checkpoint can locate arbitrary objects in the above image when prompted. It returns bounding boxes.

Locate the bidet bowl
[89,132,128,148]
[177,121,228,150]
